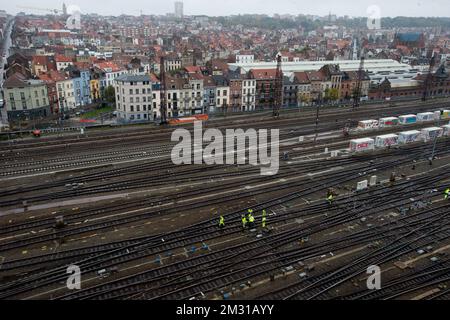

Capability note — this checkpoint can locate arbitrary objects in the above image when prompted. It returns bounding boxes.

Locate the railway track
[0,160,448,299]
[2,139,449,253]
[1,98,450,300]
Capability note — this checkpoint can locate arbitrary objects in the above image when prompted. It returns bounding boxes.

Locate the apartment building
[212,75,230,110]
[3,73,50,120]
[115,74,152,122]
[241,78,256,111]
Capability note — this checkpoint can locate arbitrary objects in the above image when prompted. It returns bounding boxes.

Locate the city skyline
[2,0,450,18]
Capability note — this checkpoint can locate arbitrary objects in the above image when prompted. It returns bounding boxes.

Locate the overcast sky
[2,0,450,17]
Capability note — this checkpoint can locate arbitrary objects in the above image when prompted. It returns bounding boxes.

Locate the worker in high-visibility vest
[327,194,334,205]
[445,188,450,200]
[262,209,267,218]
[219,215,225,228]
[248,214,255,228]
[241,215,248,229]
[262,216,267,228]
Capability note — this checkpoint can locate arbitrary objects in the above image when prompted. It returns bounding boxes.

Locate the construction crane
[352,56,365,110]
[17,5,62,15]
[273,54,283,118]
[159,56,168,125]
[422,53,436,102]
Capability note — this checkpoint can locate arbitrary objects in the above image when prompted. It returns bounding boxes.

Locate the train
[350,126,448,153]
[350,108,450,153]
[356,109,450,132]
[168,114,209,125]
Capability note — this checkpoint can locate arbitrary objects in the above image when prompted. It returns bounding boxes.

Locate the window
[36,99,40,107]
[11,101,16,110]
[135,89,139,94]
[130,97,134,103]
[130,105,134,112]
[129,89,133,94]
[147,88,151,94]
[142,88,146,94]
[136,97,140,103]
[137,106,140,112]
[20,92,25,100]
[22,101,27,109]
[9,93,14,100]
[143,105,146,111]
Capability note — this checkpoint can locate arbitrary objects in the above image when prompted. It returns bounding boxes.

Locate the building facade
[3,73,50,120]
[115,74,152,122]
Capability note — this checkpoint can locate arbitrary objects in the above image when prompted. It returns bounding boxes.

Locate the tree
[324,88,339,103]
[104,85,116,106]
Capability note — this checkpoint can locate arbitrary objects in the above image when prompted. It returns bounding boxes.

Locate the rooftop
[115,74,151,83]
[230,59,412,75]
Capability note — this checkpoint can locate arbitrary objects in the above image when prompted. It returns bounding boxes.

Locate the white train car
[357,120,379,130]
[417,112,435,122]
[375,134,399,148]
[420,127,443,141]
[434,111,442,121]
[398,114,417,125]
[350,138,375,152]
[398,130,421,144]
[442,124,450,136]
[379,117,399,128]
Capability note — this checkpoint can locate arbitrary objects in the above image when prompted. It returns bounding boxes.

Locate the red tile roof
[184,65,202,74]
[94,61,122,72]
[250,68,277,80]
[55,54,73,63]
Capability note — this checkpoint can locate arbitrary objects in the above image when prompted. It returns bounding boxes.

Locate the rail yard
[1,98,450,301]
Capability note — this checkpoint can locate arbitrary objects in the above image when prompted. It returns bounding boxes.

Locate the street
[0,17,14,124]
